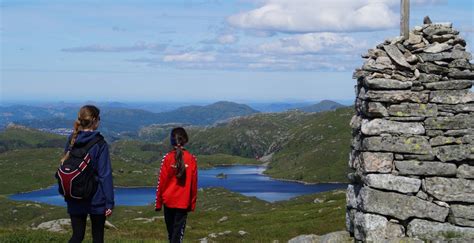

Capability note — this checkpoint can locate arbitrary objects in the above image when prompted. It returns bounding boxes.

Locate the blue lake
[10,165,347,206]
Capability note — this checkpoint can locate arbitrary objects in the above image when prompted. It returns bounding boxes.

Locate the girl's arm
[190,157,198,212]
[97,143,115,211]
[155,155,169,211]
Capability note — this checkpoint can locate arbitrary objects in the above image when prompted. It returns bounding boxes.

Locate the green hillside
[0,125,65,153]
[188,111,312,157]
[188,107,353,183]
[296,100,346,113]
[265,107,353,183]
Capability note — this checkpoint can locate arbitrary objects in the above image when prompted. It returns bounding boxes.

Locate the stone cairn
[347,19,474,242]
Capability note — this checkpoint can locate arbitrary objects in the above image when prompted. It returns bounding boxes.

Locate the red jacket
[155,149,198,211]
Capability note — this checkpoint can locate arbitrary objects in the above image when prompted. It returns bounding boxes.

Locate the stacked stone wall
[347,21,474,241]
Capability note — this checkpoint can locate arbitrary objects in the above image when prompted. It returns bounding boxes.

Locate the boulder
[363,173,421,194]
[357,187,449,222]
[395,160,456,176]
[354,212,404,241]
[361,136,432,155]
[287,234,320,243]
[423,177,474,203]
[34,219,71,233]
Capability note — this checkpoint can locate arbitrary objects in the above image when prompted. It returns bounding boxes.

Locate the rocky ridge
[348,19,474,242]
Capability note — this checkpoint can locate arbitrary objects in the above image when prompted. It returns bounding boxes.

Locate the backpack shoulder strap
[70,135,105,158]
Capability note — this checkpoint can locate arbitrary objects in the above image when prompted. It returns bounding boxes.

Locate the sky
[1,0,473,103]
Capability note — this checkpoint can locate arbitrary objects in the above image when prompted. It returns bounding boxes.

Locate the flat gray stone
[388,103,438,117]
[445,129,474,136]
[362,136,432,155]
[425,114,474,130]
[395,160,456,176]
[354,212,404,241]
[402,154,436,160]
[418,73,442,83]
[434,144,471,162]
[423,25,457,36]
[417,62,449,75]
[384,45,412,69]
[430,90,474,104]
[438,104,474,113]
[424,42,452,53]
[361,102,388,118]
[418,49,472,62]
[364,78,412,90]
[360,152,393,173]
[363,174,421,193]
[449,59,472,69]
[357,187,449,222]
[424,80,472,90]
[448,70,474,80]
[451,204,474,222]
[364,90,429,103]
[361,119,425,135]
[423,177,474,203]
[457,164,474,179]
[429,136,462,146]
[407,218,474,240]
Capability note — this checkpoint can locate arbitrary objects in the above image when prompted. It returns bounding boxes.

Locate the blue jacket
[64,130,115,215]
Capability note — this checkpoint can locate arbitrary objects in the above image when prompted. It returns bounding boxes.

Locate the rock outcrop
[348,20,474,242]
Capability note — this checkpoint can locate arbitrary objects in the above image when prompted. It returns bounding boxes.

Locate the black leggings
[164,206,188,243]
[69,214,106,243]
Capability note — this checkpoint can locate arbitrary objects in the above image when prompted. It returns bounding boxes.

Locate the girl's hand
[105,208,113,217]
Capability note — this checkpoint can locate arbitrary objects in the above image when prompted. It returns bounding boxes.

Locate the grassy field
[0,127,348,242]
[0,188,346,242]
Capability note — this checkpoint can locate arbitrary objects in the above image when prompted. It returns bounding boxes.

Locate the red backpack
[55,135,104,200]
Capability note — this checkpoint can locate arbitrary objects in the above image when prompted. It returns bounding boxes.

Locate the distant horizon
[0,98,356,106]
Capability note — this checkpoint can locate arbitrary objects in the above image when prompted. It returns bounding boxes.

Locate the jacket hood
[74,130,102,146]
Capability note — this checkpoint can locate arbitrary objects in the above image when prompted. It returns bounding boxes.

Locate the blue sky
[1,0,473,103]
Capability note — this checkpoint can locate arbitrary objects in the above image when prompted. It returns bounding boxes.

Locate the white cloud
[258,32,366,54]
[217,34,239,44]
[163,52,216,62]
[228,0,400,33]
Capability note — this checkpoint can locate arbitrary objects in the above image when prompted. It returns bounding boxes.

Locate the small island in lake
[216,173,228,179]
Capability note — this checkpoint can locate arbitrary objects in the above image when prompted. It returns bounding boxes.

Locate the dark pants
[69,214,106,243]
[164,206,188,243]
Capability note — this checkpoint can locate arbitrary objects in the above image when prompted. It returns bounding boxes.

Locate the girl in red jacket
[155,127,198,243]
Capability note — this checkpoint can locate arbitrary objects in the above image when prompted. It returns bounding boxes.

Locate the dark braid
[171,127,189,179]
